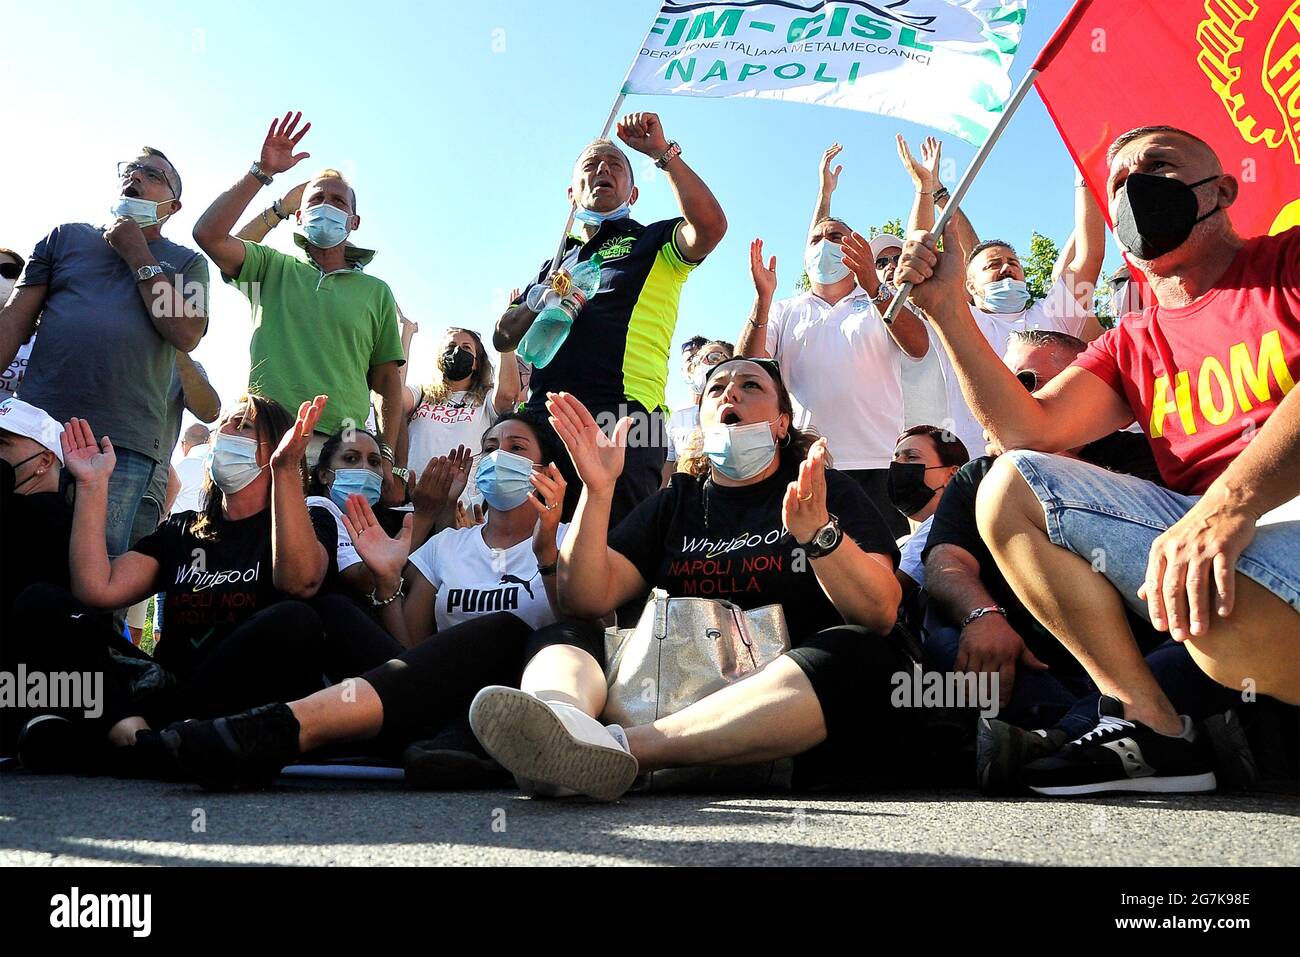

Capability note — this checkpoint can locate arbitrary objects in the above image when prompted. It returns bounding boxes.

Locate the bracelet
[536,561,558,577]
[872,285,892,303]
[960,605,1006,629]
[369,579,403,607]
[747,317,767,329]
[933,186,951,203]
[272,198,290,220]
[260,207,278,229]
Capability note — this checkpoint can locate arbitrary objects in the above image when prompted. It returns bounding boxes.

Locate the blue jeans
[1003,451,1300,615]
[103,448,157,559]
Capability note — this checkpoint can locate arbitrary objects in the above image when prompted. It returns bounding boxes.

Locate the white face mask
[206,432,264,494]
[804,239,850,284]
[702,420,779,481]
[111,195,173,227]
[0,277,15,305]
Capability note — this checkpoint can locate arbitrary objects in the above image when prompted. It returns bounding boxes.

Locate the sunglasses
[0,262,20,281]
[1016,370,1039,392]
[875,255,901,270]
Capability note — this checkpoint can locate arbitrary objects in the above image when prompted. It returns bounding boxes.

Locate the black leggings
[362,614,603,745]
[363,613,918,781]
[1,584,402,752]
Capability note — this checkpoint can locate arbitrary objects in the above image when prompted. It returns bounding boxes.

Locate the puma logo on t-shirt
[499,574,535,600]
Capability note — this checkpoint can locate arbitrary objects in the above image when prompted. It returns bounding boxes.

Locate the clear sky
[3,0,1115,448]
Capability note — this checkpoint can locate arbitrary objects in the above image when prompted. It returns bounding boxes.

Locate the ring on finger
[798,492,813,502]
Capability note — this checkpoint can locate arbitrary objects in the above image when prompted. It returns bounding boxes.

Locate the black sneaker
[16,715,92,774]
[404,724,512,790]
[1201,710,1259,792]
[1024,696,1217,796]
[975,718,1069,795]
[160,703,301,791]
[106,730,188,782]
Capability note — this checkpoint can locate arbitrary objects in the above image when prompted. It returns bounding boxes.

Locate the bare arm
[194,112,313,278]
[175,351,221,422]
[897,225,1131,452]
[492,346,523,415]
[269,397,331,598]
[163,466,181,516]
[925,543,999,624]
[62,419,160,609]
[738,239,776,359]
[899,134,979,261]
[557,484,648,618]
[397,304,418,386]
[808,143,843,239]
[0,285,45,371]
[234,181,307,245]
[369,360,404,467]
[616,113,726,261]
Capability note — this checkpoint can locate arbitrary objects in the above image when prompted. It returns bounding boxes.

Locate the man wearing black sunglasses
[0,149,210,561]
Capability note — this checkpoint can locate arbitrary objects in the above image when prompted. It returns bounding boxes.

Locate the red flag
[1034,0,1300,242]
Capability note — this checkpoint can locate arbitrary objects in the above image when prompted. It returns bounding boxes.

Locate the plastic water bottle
[518,255,602,368]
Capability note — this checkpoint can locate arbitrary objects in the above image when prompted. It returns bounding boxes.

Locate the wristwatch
[655,141,682,169]
[249,162,274,187]
[134,264,165,283]
[798,514,843,560]
[960,605,1007,629]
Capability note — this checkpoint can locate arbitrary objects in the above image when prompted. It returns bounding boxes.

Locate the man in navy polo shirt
[496,112,727,523]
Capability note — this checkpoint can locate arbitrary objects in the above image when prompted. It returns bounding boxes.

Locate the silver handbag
[601,589,792,727]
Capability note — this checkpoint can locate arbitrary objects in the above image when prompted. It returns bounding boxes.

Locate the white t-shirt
[665,403,700,464]
[171,443,209,515]
[897,515,933,589]
[305,495,363,573]
[766,287,921,470]
[1,335,34,400]
[408,522,569,632]
[901,324,950,431]
[406,386,497,505]
[937,276,1091,459]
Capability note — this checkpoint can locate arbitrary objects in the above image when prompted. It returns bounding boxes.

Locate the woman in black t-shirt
[464,357,914,800]
[16,393,397,773]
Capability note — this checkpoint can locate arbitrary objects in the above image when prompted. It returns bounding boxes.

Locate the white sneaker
[468,687,638,801]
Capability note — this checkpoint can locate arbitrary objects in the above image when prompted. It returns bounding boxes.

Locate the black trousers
[362,614,603,745]
[1,585,402,753]
[842,467,910,539]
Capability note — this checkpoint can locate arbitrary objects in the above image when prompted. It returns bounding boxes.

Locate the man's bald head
[182,423,211,452]
[1106,126,1219,169]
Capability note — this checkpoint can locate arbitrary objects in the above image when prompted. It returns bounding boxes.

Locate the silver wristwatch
[798,514,843,560]
[134,264,165,282]
[249,162,274,187]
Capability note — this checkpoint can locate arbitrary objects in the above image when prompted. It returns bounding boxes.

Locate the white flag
[622,0,1027,145]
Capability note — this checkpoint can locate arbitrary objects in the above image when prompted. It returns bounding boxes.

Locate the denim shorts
[1002,451,1300,617]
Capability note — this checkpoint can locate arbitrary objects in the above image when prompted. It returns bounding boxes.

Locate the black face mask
[1114,173,1221,261]
[440,347,475,381]
[887,461,946,518]
[1,451,43,497]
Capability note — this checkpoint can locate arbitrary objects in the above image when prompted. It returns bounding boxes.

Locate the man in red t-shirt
[896,126,1298,797]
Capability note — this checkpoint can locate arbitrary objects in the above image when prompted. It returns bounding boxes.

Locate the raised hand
[750,238,777,300]
[546,391,630,496]
[897,134,942,194]
[270,394,327,474]
[60,418,116,488]
[279,181,309,216]
[341,493,411,590]
[527,463,567,554]
[820,143,844,195]
[412,454,454,517]
[616,111,668,157]
[260,111,312,176]
[454,501,485,528]
[446,445,473,502]
[782,437,831,545]
[840,231,878,292]
[894,225,965,321]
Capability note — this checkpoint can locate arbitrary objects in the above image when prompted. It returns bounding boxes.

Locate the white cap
[0,397,65,464]
[869,234,906,260]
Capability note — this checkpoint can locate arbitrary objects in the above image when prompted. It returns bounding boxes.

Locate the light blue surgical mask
[804,239,850,284]
[703,421,778,482]
[573,201,631,226]
[111,195,173,228]
[980,277,1031,314]
[475,449,536,511]
[206,432,264,494]
[301,203,351,249]
[328,468,383,509]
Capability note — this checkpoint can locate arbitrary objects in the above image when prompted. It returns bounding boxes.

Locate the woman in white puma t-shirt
[404,327,521,506]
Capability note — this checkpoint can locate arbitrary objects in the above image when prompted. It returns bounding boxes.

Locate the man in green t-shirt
[193,111,405,465]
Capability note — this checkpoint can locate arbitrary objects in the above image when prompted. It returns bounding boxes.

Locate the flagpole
[883,67,1041,324]
[545,6,662,274]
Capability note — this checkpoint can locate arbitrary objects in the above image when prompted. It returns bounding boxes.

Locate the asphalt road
[2,770,1297,866]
